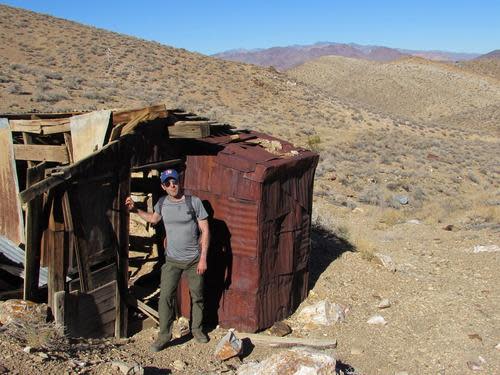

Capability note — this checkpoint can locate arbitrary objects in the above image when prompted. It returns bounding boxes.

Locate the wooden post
[47,192,67,309]
[23,162,47,301]
[53,290,66,328]
[61,192,92,292]
[114,166,130,338]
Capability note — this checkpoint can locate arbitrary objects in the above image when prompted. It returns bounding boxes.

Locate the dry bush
[2,320,68,351]
[376,208,407,227]
[34,89,70,103]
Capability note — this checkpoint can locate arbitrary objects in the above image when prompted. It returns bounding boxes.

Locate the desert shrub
[34,89,70,103]
[44,71,63,80]
[307,135,322,152]
[0,74,12,83]
[7,84,30,95]
[358,185,384,206]
[82,90,109,100]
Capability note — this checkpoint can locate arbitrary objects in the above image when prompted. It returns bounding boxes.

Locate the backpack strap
[185,195,197,222]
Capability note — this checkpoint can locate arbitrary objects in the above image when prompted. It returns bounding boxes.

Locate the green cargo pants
[158,256,204,340]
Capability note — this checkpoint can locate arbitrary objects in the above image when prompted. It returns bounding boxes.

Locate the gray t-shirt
[154,195,208,262]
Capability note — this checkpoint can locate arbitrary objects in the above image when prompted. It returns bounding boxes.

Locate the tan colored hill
[456,58,500,81]
[288,55,500,128]
[0,5,499,375]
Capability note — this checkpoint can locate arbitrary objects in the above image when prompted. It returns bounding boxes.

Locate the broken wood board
[69,263,116,293]
[0,118,25,245]
[14,144,70,163]
[70,110,111,162]
[238,332,337,349]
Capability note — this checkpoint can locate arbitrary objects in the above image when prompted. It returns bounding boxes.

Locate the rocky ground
[1,200,498,375]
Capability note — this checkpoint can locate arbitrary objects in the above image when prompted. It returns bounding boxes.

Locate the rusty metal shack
[0,105,318,337]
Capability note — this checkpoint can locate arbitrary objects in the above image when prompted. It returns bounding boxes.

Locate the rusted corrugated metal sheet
[0,235,48,286]
[180,131,318,332]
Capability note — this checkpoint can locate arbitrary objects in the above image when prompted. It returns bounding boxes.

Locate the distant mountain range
[213,42,490,70]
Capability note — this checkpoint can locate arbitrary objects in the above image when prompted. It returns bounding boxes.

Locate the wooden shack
[0,105,318,337]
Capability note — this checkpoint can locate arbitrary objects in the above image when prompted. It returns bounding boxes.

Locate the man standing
[125,168,210,351]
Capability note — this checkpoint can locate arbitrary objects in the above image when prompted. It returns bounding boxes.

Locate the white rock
[111,361,144,375]
[495,343,500,351]
[23,346,34,353]
[296,300,347,326]
[472,245,500,253]
[236,347,336,375]
[172,360,186,371]
[377,299,391,309]
[406,219,421,224]
[350,347,363,355]
[374,253,397,272]
[214,330,243,361]
[367,315,387,325]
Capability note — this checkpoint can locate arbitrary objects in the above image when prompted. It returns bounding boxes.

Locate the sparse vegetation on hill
[0,4,499,375]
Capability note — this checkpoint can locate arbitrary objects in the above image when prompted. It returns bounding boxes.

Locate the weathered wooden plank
[63,133,74,164]
[53,290,66,327]
[120,109,159,136]
[114,167,130,338]
[62,192,92,293]
[168,122,210,138]
[130,158,184,172]
[23,162,47,301]
[42,123,71,134]
[0,118,25,245]
[11,124,42,133]
[126,295,159,324]
[173,120,215,127]
[112,105,168,125]
[14,144,69,163]
[10,118,70,127]
[19,138,122,204]
[47,194,67,309]
[70,110,111,162]
[69,263,116,293]
[239,332,338,349]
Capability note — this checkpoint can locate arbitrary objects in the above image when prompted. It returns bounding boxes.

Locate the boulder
[214,330,243,361]
[237,347,336,375]
[0,299,49,325]
[267,321,292,337]
[296,300,347,326]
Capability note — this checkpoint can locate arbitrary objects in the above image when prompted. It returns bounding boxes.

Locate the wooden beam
[14,144,69,163]
[126,295,159,323]
[9,118,70,127]
[238,332,337,349]
[114,166,130,338]
[42,123,71,135]
[168,122,210,139]
[19,138,123,204]
[23,162,47,301]
[47,193,67,309]
[112,105,168,125]
[62,192,92,293]
[131,158,184,172]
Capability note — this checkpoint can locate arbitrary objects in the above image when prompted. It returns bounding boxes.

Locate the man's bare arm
[124,196,162,224]
[196,218,210,275]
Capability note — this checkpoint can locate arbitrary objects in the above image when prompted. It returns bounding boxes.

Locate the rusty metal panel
[180,131,318,332]
[0,119,25,245]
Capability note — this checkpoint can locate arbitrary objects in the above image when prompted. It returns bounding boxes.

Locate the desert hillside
[288,55,500,128]
[0,4,499,375]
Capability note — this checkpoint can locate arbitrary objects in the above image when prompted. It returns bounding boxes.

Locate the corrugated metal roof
[0,235,48,287]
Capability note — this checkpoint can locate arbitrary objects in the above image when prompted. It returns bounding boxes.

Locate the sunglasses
[163,179,179,187]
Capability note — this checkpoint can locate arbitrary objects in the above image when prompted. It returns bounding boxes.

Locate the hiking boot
[150,335,171,352]
[192,330,209,343]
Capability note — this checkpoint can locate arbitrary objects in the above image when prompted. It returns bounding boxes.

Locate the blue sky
[1,1,498,55]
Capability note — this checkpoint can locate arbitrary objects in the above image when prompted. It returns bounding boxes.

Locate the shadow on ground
[308,222,355,291]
